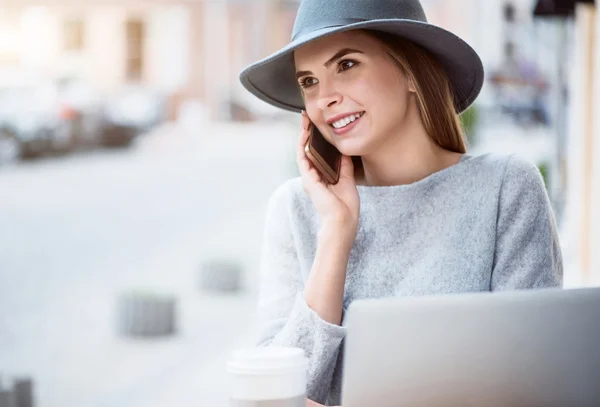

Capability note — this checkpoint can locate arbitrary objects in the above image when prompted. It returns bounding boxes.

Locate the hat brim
[239,19,484,114]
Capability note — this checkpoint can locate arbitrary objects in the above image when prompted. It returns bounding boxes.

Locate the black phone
[304,123,342,184]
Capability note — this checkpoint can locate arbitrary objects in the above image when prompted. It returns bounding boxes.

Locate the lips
[330,112,365,136]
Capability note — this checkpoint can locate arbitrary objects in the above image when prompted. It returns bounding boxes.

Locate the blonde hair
[351,30,467,171]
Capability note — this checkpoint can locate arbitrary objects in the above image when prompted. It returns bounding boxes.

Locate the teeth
[332,112,363,129]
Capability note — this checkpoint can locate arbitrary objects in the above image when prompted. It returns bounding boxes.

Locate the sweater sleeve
[256,181,347,404]
[491,154,563,290]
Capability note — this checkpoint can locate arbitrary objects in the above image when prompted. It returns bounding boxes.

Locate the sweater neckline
[356,153,472,192]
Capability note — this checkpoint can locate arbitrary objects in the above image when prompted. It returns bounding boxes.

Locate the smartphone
[304,123,342,184]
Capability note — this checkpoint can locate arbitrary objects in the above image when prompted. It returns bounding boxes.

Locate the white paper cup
[228,347,308,407]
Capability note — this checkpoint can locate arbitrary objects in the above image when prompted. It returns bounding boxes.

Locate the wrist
[320,217,357,231]
[318,222,357,250]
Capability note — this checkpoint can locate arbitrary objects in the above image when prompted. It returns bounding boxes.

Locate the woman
[239,0,563,406]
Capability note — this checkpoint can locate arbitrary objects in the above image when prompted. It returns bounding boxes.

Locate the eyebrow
[295,48,364,79]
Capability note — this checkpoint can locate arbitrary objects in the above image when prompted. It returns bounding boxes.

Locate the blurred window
[126,19,145,81]
[64,18,85,51]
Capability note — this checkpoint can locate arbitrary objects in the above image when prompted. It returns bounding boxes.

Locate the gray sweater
[256,153,563,405]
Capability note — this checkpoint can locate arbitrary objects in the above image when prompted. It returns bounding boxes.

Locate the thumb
[338,154,355,182]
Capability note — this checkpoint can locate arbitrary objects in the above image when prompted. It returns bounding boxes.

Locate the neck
[357,111,460,187]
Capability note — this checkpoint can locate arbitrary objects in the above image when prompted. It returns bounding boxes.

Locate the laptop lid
[342,288,600,407]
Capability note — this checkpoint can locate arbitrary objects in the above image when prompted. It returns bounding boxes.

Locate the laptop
[342,287,600,407]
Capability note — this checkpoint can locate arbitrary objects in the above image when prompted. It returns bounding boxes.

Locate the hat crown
[292,0,427,40]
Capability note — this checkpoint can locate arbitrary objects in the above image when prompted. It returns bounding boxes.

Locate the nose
[316,83,343,111]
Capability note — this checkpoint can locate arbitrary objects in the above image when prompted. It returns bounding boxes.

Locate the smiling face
[293,30,419,157]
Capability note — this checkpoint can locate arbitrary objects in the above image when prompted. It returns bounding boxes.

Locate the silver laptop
[342,287,600,407]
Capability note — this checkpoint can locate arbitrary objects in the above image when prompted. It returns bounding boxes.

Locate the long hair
[351,30,468,171]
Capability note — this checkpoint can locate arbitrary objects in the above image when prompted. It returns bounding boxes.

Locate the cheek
[301,88,319,116]
[304,102,320,124]
[354,70,407,115]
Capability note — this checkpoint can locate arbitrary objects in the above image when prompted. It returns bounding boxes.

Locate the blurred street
[0,121,297,407]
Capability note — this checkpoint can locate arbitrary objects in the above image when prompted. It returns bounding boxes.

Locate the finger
[299,112,311,147]
[305,169,334,200]
[297,155,312,179]
[296,113,310,161]
[308,167,321,184]
[296,138,311,175]
[296,113,314,177]
[296,112,333,197]
[301,162,331,198]
[296,141,309,172]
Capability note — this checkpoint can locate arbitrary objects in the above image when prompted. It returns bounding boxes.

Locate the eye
[339,59,358,71]
[299,77,318,89]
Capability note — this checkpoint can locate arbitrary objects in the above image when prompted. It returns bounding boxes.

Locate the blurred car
[0,82,75,163]
[0,127,22,166]
[225,83,295,123]
[0,77,169,164]
[99,85,167,147]
[55,78,104,151]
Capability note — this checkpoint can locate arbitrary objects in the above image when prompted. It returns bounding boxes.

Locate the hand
[297,111,360,234]
[306,399,340,407]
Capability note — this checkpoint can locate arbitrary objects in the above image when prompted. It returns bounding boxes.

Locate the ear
[407,76,417,93]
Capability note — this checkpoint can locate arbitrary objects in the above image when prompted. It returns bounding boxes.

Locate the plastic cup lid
[227,347,308,375]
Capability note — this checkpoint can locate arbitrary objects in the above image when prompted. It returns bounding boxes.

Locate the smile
[328,111,365,136]
[330,112,365,129]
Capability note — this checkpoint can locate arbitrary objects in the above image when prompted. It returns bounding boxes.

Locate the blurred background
[0,0,599,406]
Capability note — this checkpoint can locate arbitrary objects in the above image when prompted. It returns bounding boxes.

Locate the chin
[334,136,370,157]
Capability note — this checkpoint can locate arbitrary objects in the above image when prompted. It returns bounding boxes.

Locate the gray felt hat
[239,0,484,114]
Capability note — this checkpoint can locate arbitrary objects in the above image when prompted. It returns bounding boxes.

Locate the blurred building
[423,0,563,110]
[0,0,300,120]
[0,0,554,119]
